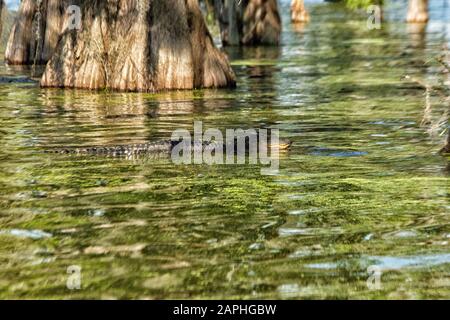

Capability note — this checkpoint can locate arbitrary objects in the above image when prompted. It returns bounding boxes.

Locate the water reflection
[407,22,427,49]
[36,89,239,147]
[0,1,449,299]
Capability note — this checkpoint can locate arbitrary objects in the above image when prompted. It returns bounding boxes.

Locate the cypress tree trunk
[213,0,243,46]
[407,0,429,23]
[291,0,309,23]
[5,0,37,64]
[5,0,76,65]
[214,0,281,46]
[40,0,236,92]
[0,0,4,41]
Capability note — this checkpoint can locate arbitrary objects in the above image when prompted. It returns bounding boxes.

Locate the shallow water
[0,1,449,299]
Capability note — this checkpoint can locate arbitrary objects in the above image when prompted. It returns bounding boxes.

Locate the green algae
[0,2,448,299]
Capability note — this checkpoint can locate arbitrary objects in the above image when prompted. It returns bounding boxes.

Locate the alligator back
[44,137,291,156]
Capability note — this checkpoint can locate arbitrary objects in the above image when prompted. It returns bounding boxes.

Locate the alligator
[44,135,292,157]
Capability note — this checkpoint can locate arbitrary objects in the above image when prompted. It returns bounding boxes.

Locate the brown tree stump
[291,0,309,23]
[406,0,429,23]
[0,0,4,41]
[40,0,236,92]
[214,0,281,46]
[5,0,76,65]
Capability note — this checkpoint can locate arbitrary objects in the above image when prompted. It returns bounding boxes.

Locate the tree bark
[214,0,281,46]
[0,0,4,41]
[5,0,76,65]
[5,0,37,64]
[40,0,236,92]
[407,0,428,23]
[291,0,309,23]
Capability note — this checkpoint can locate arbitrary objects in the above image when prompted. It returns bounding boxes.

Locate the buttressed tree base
[5,0,78,65]
[214,0,281,46]
[40,0,236,92]
[291,0,309,23]
[406,0,429,23]
[0,0,4,40]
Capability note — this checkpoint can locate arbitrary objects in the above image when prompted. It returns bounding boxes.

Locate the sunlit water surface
[0,1,449,298]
